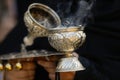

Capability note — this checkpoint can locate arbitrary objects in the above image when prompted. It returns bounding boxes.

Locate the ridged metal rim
[49,26,84,33]
[26,3,61,29]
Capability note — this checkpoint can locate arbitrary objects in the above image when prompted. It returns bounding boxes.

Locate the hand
[38,56,76,80]
[4,61,36,80]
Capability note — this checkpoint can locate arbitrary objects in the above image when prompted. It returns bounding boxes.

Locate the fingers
[38,60,56,74]
[38,60,56,80]
[5,70,35,80]
[45,68,56,74]
[4,62,36,80]
[21,62,36,70]
[38,60,56,68]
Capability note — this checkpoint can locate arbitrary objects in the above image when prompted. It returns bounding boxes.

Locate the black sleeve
[74,56,109,80]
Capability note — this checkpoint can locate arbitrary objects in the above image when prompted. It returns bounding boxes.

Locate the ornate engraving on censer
[48,27,85,52]
[24,3,61,46]
[48,27,86,72]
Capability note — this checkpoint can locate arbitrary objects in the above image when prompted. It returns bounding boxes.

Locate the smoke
[56,0,95,27]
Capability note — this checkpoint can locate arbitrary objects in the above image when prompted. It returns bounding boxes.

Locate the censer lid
[27,3,61,29]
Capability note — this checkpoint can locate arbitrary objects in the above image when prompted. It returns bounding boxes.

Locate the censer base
[56,57,85,72]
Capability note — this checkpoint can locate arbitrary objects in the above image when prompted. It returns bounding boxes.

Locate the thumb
[37,60,56,68]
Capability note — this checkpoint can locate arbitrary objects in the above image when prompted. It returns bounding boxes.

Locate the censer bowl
[48,27,86,72]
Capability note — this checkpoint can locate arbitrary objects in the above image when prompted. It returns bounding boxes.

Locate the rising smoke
[56,0,95,27]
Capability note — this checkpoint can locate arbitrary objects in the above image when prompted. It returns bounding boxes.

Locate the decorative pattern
[56,57,85,72]
[23,3,61,46]
[48,27,86,72]
[48,28,86,52]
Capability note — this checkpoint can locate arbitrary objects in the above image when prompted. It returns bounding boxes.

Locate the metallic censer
[48,27,86,72]
[24,3,86,72]
[24,3,61,46]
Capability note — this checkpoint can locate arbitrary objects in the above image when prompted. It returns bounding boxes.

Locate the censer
[0,3,86,80]
[23,3,86,72]
[23,3,86,80]
[23,3,61,46]
[24,3,86,72]
[48,27,86,72]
